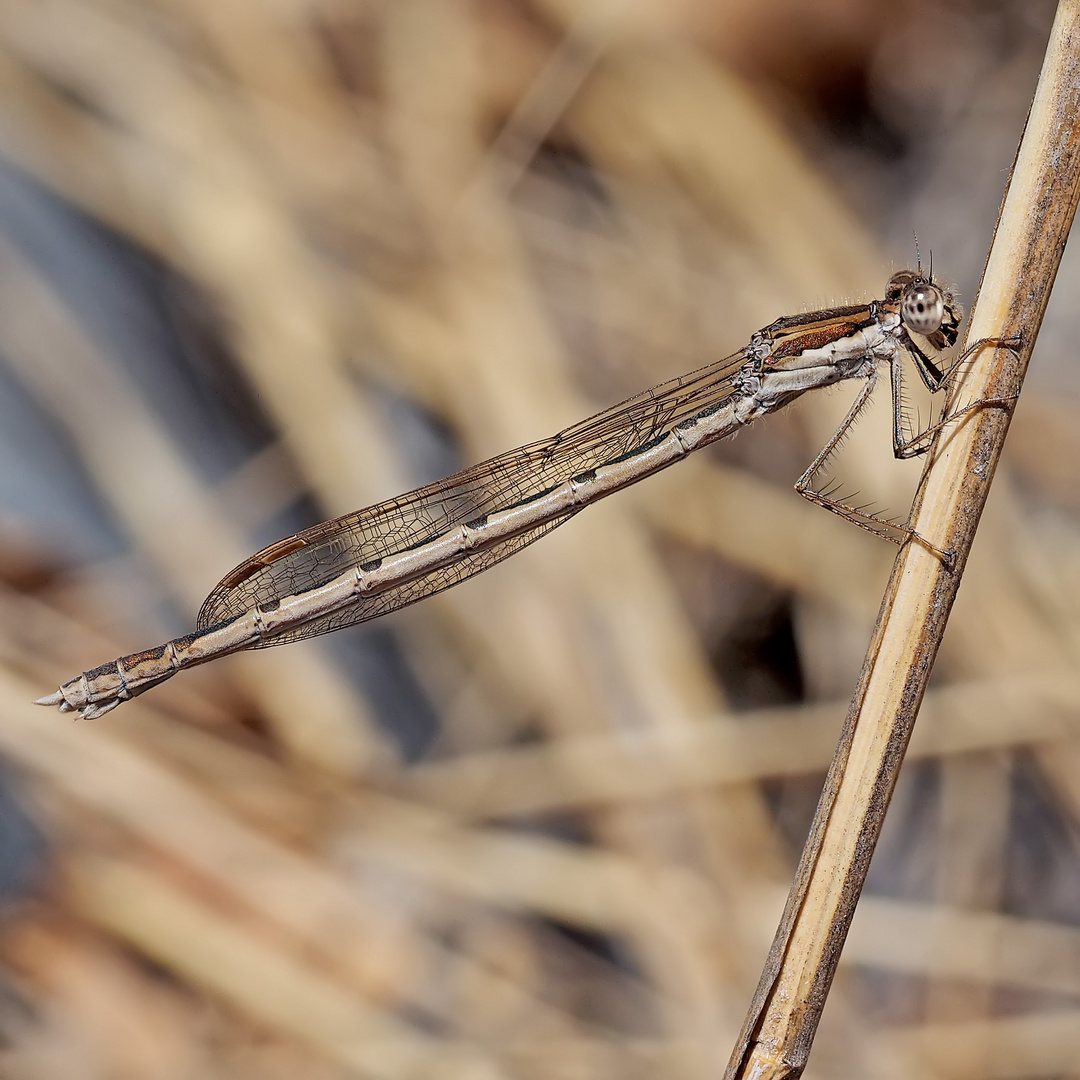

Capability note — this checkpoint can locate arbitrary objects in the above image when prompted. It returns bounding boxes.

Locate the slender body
[38,270,968,719]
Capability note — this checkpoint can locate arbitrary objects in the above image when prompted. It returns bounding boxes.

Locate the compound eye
[902,285,945,335]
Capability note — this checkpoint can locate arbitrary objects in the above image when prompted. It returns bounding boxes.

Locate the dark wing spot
[219,536,308,588]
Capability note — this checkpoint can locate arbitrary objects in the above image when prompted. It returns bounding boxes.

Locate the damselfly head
[885,270,962,350]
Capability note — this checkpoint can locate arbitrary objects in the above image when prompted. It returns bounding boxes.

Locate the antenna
[913,229,923,275]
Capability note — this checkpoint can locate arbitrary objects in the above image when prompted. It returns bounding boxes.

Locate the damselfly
[37,269,1015,719]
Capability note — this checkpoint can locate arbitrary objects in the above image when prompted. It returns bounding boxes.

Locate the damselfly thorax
[37,269,1015,719]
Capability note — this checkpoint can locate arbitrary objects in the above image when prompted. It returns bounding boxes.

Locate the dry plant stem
[727,4,1080,1078]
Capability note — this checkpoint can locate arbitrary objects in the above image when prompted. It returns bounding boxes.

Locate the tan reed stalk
[726,2,1080,1077]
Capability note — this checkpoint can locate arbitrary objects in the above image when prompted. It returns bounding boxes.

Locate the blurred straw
[66,853,476,1080]
[398,670,1080,819]
[882,1011,1080,1080]
[0,235,384,775]
[1,919,221,1080]
[0,0,1074,1076]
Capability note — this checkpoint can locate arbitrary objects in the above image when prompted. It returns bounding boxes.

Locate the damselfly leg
[892,334,1023,459]
[794,333,1022,561]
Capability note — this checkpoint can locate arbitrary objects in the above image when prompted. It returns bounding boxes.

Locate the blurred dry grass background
[0,0,1076,1077]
